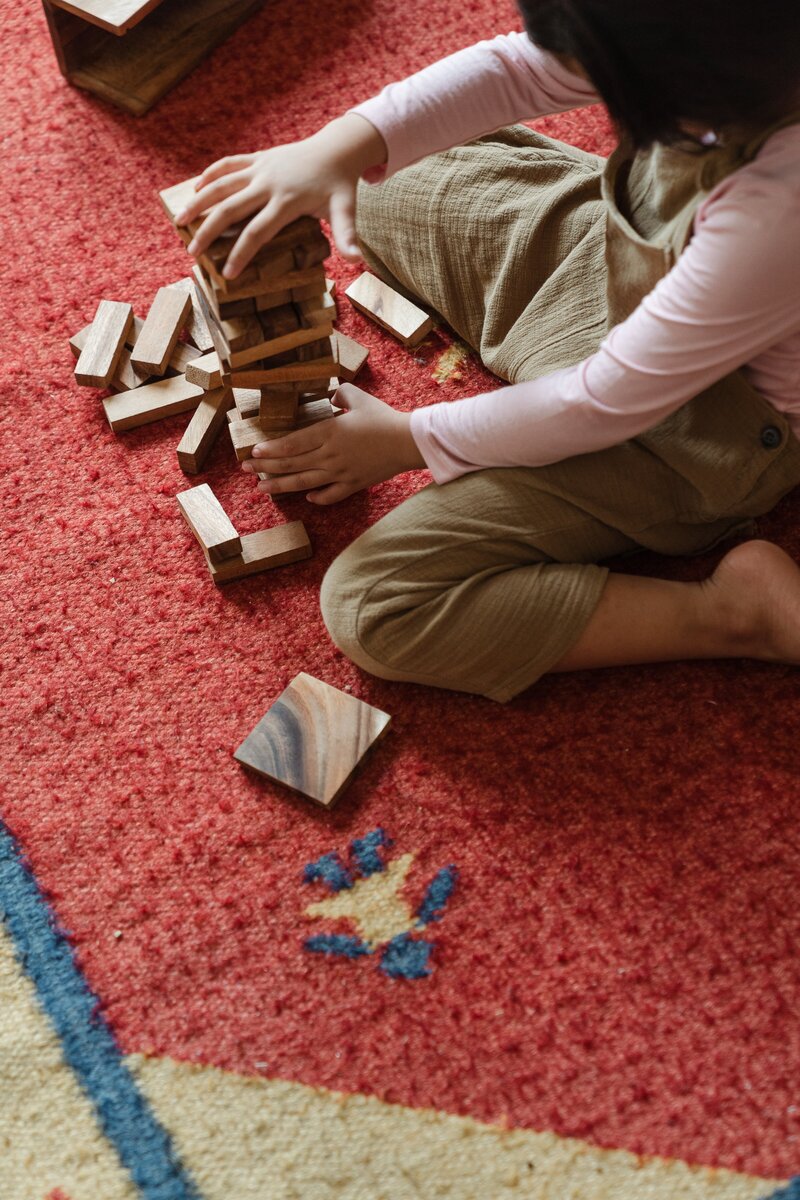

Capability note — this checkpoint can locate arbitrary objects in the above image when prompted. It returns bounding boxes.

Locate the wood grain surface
[102,373,204,430]
[345,272,434,347]
[233,672,391,805]
[74,300,133,387]
[204,521,312,584]
[176,386,234,474]
[176,483,241,561]
[130,286,191,374]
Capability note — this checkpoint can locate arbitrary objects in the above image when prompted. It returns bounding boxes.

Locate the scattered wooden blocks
[131,286,192,374]
[333,331,369,382]
[176,386,235,474]
[345,272,434,347]
[184,350,222,389]
[205,521,312,584]
[167,278,215,353]
[233,672,391,806]
[74,300,134,387]
[176,482,241,562]
[102,374,205,431]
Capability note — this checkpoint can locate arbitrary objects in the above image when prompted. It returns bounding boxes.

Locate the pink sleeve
[350,32,598,179]
[409,157,800,482]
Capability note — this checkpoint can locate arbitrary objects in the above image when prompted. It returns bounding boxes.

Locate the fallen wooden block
[326,277,336,296]
[166,278,215,353]
[71,316,151,391]
[176,482,241,562]
[166,339,204,376]
[176,387,235,474]
[74,300,134,388]
[103,374,205,431]
[345,272,434,347]
[333,331,369,382]
[233,672,391,806]
[131,287,192,374]
[184,350,222,389]
[205,521,312,584]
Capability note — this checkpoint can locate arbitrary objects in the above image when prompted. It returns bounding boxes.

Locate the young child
[176,0,800,702]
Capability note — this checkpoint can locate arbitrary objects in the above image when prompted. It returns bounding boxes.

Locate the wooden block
[176,482,241,562]
[229,320,334,370]
[333,331,370,383]
[159,175,202,224]
[45,0,265,118]
[71,317,152,391]
[205,521,311,584]
[74,300,133,387]
[228,356,337,389]
[167,339,204,376]
[326,277,336,296]
[291,231,330,270]
[166,277,215,352]
[233,387,261,418]
[184,350,222,389]
[176,386,234,474]
[259,390,298,430]
[102,374,204,431]
[345,272,434,347]
[219,314,264,354]
[233,672,391,805]
[229,416,268,461]
[131,286,192,374]
[227,408,243,424]
[296,291,336,329]
[291,279,329,304]
[219,264,325,305]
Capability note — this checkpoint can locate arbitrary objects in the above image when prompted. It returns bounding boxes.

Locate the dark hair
[518,0,800,148]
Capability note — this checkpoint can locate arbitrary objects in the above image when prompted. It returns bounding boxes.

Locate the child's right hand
[173,114,388,279]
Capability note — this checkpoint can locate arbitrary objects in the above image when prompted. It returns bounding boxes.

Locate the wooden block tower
[159,176,340,453]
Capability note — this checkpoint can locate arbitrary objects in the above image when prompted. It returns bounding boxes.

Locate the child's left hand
[241,384,426,504]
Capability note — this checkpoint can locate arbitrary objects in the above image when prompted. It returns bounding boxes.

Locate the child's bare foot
[703,539,800,664]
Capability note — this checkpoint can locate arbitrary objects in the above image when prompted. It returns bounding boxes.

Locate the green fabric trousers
[320,127,800,701]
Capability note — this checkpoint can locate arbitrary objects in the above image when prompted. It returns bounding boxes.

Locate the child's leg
[551,540,800,672]
[320,470,800,700]
[320,469,635,702]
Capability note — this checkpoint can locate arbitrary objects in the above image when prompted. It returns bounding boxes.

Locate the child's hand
[173,114,387,278]
[241,384,426,504]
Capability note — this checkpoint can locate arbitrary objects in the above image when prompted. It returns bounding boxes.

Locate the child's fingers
[305,482,353,505]
[176,171,251,229]
[196,154,258,189]
[223,201,299,279]
[249,427,325,462]
[258,469,331,495]
[187,187,262,258]
[328,188,361,261]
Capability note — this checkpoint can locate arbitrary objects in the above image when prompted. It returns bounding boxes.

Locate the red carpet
[3,0,800,1186]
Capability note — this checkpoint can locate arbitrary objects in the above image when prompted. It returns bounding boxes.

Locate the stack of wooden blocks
[159,175,344,470]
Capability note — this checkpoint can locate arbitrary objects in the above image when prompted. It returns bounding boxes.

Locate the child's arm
[245,144,800,502]
[175,33,596,277]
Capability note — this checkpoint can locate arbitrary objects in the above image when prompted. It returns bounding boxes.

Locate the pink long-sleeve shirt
[351,34,800,483]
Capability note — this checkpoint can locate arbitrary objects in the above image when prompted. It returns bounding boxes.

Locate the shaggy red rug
[2,0,800,1195]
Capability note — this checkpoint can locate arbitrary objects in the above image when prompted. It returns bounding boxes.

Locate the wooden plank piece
[176,386,234,474]
[345,272,434,347]
[205,522,312,584]
[102,374,204,431]
[233,672,391,805]
[166,277,216,352]
[131,286,192,374]
[333,331,369,382]
[74,300,133,387]
[228,355,336,389]
[176,482,241,562]
[184,350,222,389]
